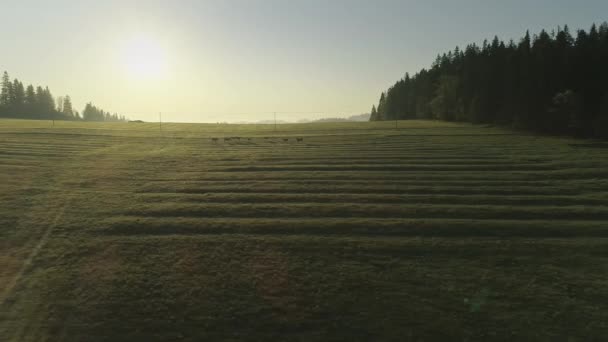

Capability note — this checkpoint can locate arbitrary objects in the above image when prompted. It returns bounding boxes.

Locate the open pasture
[1,119,607,341]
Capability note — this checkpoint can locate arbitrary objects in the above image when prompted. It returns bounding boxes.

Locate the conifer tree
[369,22,608,138]
[370,105,378,121]
[1,72,12,113]
[25,85,36,118]
[62,95,73,117]
[11,79,25,116]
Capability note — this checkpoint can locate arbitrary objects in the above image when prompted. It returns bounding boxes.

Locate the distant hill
[235,113,371,124]
[303,113,371,123]
[254,119,290,124]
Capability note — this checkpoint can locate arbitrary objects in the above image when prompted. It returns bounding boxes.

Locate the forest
[370,23,608,138]
[0,71,126,122]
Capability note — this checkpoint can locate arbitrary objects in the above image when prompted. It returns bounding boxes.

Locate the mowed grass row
[78,130,608,237]
[1,119,608,341]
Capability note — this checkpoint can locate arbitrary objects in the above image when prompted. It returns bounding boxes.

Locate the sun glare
[121,35,168,79]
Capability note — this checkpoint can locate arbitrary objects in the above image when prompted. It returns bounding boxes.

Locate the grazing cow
[224,137,232,142]
[283,138,289,142]
[211,138,219,143]
[296,137,304,143]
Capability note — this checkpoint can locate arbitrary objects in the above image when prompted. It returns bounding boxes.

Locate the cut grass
[1,118,607,341]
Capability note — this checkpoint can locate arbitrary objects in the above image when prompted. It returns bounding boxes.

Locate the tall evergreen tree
[370,22,608,138]
[0,70,126,122]
[56,96,64,114]
[34,86,46,118]
[0,72,10,100]
[25,85,36,118]
[1,71,12,113]
[11,79,25,116]
[39,87,56,118]
[370,105,378,121]
[62,95,73,117]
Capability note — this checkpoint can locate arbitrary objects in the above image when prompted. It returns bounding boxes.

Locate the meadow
[1,119,607,341]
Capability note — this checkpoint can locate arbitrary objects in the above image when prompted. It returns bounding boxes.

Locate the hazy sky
[2,0,607,122]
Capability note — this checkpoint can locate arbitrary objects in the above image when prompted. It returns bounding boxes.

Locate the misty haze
[1,1,608,341]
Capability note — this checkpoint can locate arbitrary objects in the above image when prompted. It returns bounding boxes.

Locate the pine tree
[2,70,123,122]
[25,85,36,118]
[370,23,608,137]
[62,95,73,117]
[1,72,10,104]
[1,71,12,115]
[370,105,378,121]
[56,96,64,114]
[11,79,25,116]
[376,93,387,120]
[35,86,45,118]
[34,86,56,119]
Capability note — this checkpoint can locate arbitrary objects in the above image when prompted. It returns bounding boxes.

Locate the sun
[121,35,168,79]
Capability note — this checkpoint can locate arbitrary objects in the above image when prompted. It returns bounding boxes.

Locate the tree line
[370,23,608,138]
[0,71,126,122]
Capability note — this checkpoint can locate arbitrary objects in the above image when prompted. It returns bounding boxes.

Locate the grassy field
[1,119,607,341]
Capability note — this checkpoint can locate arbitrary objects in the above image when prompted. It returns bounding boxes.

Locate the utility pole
[159,112,162,133]
[395,118,398,130]
[274,112,277,132]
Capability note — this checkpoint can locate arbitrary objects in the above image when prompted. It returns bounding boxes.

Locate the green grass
[1,118,607,341]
